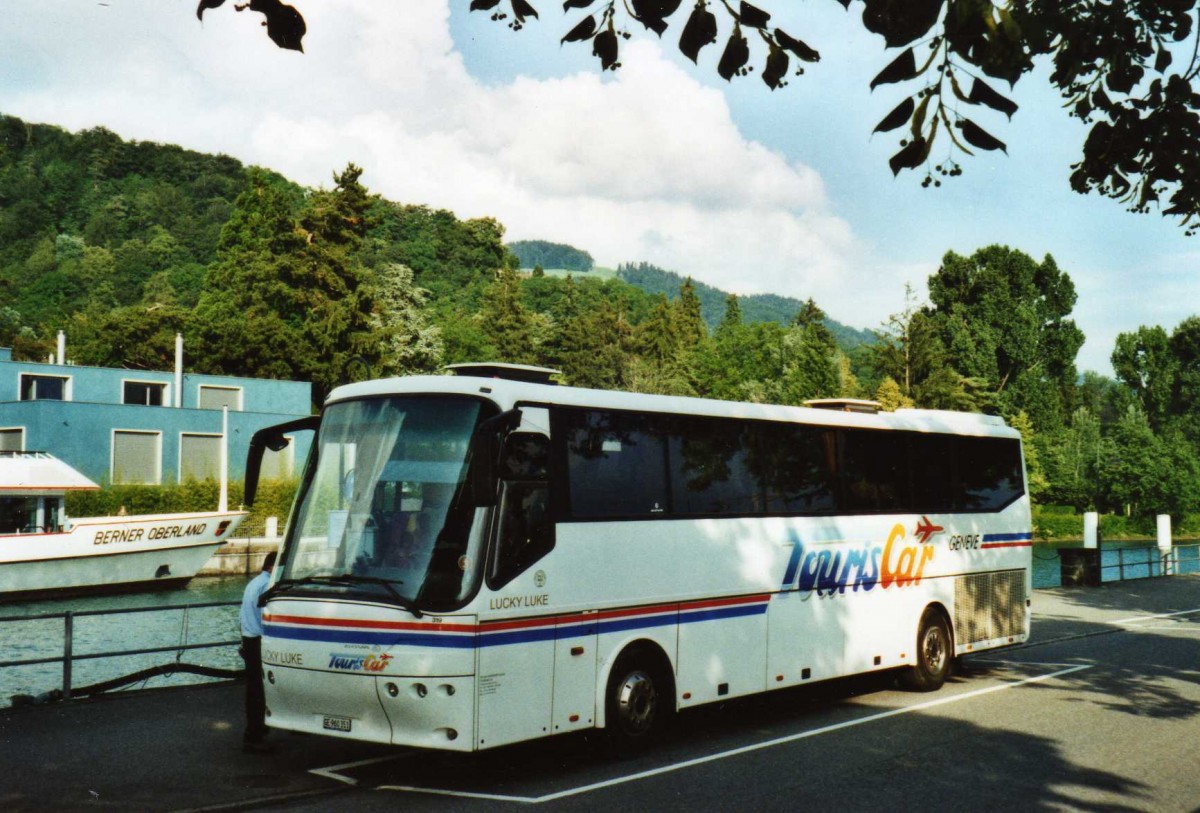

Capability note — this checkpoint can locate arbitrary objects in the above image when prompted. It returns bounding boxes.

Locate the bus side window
[489,433,554,588]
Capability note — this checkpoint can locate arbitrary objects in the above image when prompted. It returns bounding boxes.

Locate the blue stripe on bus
[264,601,769,649]
[263,625,473,648]
[982,532,1033,542]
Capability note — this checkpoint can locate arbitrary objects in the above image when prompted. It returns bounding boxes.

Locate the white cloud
[1,0,864,317]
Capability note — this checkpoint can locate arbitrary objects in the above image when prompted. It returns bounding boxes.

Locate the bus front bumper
[263,665,476,751]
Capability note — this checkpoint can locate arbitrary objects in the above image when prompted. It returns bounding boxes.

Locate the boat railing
[0,450,55,460]
[0,601,241,705]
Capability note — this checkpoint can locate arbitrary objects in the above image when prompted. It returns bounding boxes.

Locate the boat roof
[0,451,100,494]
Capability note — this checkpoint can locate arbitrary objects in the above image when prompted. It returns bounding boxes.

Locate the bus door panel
[677,606,767,707]
[766,589,846,687]
[840,585,905,674]
[552,613,598,734]
[475,633,554,749]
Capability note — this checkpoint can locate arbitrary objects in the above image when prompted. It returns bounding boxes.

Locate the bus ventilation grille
[954,570,1025,645]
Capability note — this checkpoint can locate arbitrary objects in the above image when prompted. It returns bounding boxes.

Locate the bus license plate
[322,715,352,732]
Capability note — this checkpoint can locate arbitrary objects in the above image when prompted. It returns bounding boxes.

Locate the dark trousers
[241,635,267,743]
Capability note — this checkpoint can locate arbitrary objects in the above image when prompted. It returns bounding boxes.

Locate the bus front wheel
[604,650,671,752]
[901,608,952,692]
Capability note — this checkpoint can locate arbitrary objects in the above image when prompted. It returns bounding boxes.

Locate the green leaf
[679,4,718,64]
[593,26,619,70]
[775,29,819,62]
[739,1,771,29]
[967,78,1018,119]
[563,0,594,8]
[561,15,597,43]
[889,137,929,175]
[511,0,539,21]
[717,27,750,81]
[960,119,1006,152]
[762,45,789,90]
[632,0,682,36]
[470,0,502,10]
[874,97,915,133]
[1155,45,1172,73]
[870,47,917,90]
[911,92,931,139]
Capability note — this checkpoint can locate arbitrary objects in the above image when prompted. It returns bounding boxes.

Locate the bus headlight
[385,682,399,698]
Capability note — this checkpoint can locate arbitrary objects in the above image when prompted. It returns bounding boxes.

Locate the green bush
[1031,506,1200,540]
[66,478,299,535]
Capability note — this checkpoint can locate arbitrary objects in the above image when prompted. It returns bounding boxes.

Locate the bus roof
[325,374,1019,439]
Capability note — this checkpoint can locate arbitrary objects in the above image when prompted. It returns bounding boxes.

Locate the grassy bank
[1033,505,1200,542]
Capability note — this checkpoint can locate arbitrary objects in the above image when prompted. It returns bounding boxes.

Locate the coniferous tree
[479,266,535,364]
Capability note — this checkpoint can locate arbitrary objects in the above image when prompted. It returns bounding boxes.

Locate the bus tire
[604,648,672,753]
[900,607,952,692]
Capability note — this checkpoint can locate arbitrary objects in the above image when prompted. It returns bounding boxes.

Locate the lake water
[0,576,249,708]
[2,541,1198,708]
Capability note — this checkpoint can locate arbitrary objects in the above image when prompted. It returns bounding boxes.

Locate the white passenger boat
[0,451,247,601]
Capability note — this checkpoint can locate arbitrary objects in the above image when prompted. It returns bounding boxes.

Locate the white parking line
[1110,607,1200,626]
[309,754,409,786]
[371,663,1092,804]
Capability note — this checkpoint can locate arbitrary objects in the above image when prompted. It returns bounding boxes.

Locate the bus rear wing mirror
[245,416,320,507]
[468,408,522,507]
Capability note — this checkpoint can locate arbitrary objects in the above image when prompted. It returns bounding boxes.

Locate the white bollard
[265,516,279,538]
[1083,512,1099,549]
[1157,514,1172,575]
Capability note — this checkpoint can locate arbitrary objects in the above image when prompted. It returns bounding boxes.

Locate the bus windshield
[278,395,491,611]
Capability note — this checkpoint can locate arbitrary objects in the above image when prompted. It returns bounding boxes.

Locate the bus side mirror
[468,409,522,507]
[245,416,320,506]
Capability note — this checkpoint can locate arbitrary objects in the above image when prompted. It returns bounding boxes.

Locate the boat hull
[0,511,248,602]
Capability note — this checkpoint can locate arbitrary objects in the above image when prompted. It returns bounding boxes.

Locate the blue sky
[2,1,1197,375]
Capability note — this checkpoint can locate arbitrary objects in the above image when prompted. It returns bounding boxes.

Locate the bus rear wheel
[605,651,671,753]
[901,608,952,692]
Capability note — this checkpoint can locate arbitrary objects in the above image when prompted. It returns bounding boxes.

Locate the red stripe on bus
[263,614,476,634]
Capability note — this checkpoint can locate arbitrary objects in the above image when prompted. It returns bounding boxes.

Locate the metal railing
[1099,542,1200,582]
[0,600,241,703]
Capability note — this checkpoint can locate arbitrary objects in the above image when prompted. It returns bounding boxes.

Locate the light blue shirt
[240,569,272,638]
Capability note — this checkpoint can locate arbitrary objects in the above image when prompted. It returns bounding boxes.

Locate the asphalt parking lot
[4,577,1200,812]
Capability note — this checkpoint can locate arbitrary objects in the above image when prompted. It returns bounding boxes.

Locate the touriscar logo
[328,652,393,672]
[780,517,943,595]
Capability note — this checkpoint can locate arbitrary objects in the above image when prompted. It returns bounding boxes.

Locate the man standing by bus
[240,551,276,753]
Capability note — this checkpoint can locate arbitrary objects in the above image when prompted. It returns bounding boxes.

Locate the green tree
[372,263,443,376]
[870,283,978,411]
[875,376,913,412]
[1168,317,1200,446]
[928,246,1083,429]
[190,166,382,403]
[559,298,633,390]
[1042,407,1105,511]
[1112,325,1175,431]
[479,266,536,364]
[1009,411,1048,502]
[673,278,708,348]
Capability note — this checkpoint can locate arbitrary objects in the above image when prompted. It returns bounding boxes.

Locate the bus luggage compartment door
[552,612,598,733]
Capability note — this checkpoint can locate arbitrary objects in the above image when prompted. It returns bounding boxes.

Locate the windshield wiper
[265,574,422,618]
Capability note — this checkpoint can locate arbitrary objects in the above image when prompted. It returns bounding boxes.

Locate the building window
[0,428,23,452]
[198,385,242,412]
[19,374,69,401]
[123,381,167,406]
[259,438,294,480]
[180,433,221,482]
[112,431,161,485]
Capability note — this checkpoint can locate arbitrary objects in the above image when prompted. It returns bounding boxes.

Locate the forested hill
[616,262,873,349]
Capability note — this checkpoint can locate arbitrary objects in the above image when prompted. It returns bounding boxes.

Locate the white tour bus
[245,363,1031,752]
